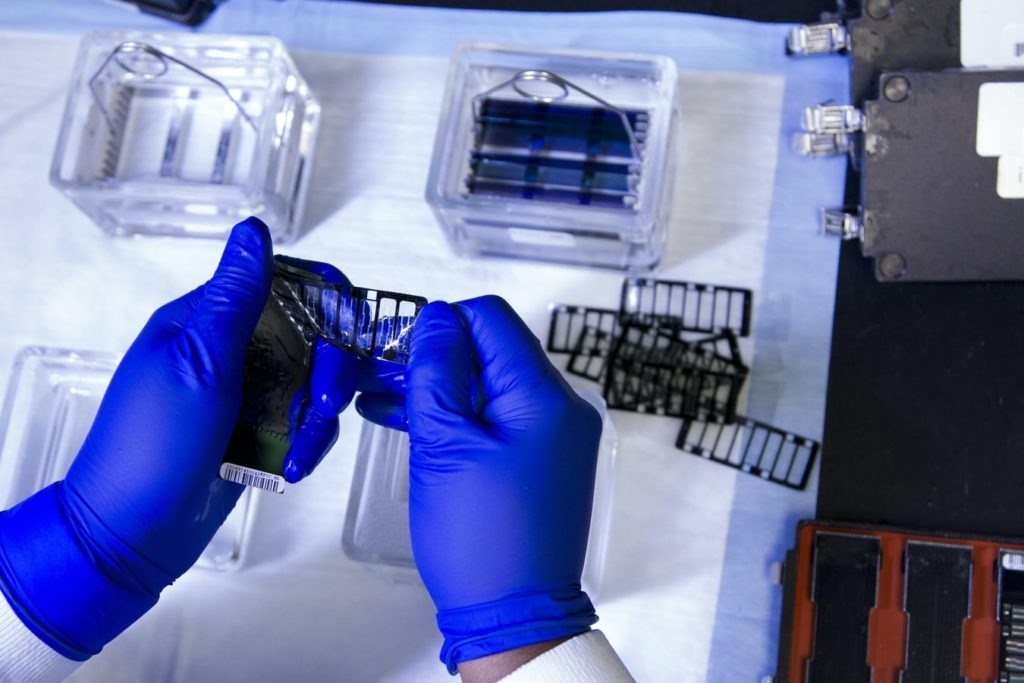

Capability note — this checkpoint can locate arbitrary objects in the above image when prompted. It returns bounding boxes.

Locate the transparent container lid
[341,385,617,598]
[426,43,678,271]
[50,32,320,243]
[0,347,256,571]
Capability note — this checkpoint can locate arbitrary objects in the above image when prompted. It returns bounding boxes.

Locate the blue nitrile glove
[0,218,355,661]
[354,359,411,429]
[402,296,603,672]
[275,255,361,483]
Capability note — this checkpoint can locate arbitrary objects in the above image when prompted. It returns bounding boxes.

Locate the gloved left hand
[0,217,356,661]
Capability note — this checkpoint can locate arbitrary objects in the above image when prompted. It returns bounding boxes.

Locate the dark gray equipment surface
[844,0,961,105]
[820,236,1024,537]
[858,69,1024,282]
[819,0,1024,535]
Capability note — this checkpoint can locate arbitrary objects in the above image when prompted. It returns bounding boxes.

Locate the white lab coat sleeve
[497,630,635,683]
[0,591,81,683]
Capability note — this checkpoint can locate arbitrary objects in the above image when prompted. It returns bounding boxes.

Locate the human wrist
[436,587,596,674]
[0,482,164,659]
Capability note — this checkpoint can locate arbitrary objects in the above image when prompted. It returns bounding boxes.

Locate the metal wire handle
[472,69,644,162]
[88,41,259,135]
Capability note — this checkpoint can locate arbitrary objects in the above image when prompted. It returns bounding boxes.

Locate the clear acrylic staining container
[341,386,617,597]
[426,43,678,271]
[0,347,255,571]
[50,32,320,243]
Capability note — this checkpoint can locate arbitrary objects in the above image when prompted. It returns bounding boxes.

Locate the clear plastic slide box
[0,347,254,571]
[426,43,678,271]
[50,32,320,243]
[342,387,617,596]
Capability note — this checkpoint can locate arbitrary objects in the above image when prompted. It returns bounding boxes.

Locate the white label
[507,227,576,247]
[977,84,1024,198]
[997,155,1024,198]
[962,0,1024,67]
[1003,551,1024,571]
[220,463,285,494]
[977,83,1024,157]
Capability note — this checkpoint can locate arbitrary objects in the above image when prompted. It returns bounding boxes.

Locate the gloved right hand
[401,296,603,672]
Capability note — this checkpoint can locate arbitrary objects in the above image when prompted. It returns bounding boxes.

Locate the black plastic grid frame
[573,328,746,380]
[567,325,616,382]
[546,304,621,354]
[619,278,753,337]
[605,325,745,421]
[547,305,624,383]
[603,356,691,417]
[679,330,745,369]
[604,357,742,420]
[273,266,427,364]
[547,303,749,419]
[547,301,751,358]
[675,414,819,490]
[613,325,744,376]
[603,357,739,419]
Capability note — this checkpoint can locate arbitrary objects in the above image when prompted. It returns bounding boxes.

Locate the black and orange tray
[775,520,1024,683]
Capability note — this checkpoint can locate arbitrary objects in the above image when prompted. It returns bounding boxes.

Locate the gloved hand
[401,296,603,672]
[0,218,356,661]
[275,255,361,483]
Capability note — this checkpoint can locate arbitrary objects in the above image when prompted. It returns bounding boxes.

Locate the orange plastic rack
[782,521,1024,682]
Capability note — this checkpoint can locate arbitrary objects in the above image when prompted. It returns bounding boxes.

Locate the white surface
[0,4,847,681]
[961,0,1024,67]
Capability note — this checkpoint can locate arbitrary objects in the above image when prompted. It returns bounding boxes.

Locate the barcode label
[1003,551,1024,572]
[508,227,576,247]
[219,463,285,494]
